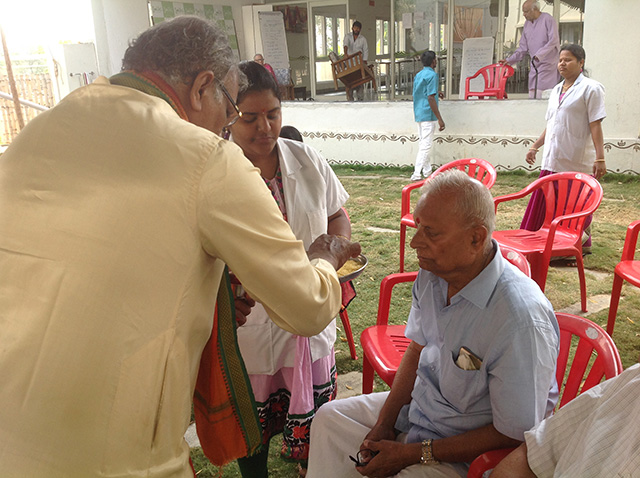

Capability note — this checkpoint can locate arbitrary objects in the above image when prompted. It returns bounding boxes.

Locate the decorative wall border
[304,131,417,144]
[326,159,640,175]
[327,159,539,172]
[303,131,640,153]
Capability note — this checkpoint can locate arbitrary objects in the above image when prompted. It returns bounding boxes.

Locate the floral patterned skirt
[248,336,336,464]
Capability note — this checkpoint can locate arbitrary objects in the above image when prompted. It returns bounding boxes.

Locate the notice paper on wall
[458,37,495,99]
[258,11,290,69]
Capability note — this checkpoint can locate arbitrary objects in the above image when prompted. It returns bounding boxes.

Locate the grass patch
[192,168,640,477]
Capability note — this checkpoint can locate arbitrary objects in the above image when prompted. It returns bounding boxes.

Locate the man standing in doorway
[411,50,445,181]
[343,20,369,101]
[501,0,560,98]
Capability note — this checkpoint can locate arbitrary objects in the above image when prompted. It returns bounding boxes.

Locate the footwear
[550,257,578,268]
[410,175,422,181]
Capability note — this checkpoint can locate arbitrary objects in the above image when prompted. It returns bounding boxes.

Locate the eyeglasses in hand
[349,449,379,467]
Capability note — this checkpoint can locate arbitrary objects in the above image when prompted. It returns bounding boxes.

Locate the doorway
[310,2,348,98]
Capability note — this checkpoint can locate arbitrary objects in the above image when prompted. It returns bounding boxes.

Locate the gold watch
[420,439,439,465]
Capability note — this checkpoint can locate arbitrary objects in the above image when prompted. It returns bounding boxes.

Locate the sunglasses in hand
[349,449,379,467]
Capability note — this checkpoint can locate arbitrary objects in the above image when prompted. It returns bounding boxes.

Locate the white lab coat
[237,138,349,374]
[541,73,606,174]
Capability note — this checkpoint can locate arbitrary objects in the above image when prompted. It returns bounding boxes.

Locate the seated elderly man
[307,170,560,477]
[492,363,640,478]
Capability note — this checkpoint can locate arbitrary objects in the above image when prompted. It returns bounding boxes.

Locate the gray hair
[530,1,541,11]
[122,16,239,88]
[421,169,495,238]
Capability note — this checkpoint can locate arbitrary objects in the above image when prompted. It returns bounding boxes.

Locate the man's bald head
[522,0,541,21]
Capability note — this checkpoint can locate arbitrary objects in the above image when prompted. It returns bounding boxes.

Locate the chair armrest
[465,72,482,98]
[376,272,418,326]
[340,51,362,62]
[493,187,535,211]
[621,220,640,261]
[401,180,427,217]
[544,204,604,251]
[466,68,484,82]
[467,447,517,478]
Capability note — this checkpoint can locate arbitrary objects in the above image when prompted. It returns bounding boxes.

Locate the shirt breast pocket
[439,350,488,413]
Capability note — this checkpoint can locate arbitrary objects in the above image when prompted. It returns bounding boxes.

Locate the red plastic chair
[464,63,515,100]
[500,245,531,278]
[493,172,603,312]
[339,207,358,359]
[361,247,530,394]
[399,158,497,272]
[467,312,622,478]
[360,271,417,394]
[606,220,640,336]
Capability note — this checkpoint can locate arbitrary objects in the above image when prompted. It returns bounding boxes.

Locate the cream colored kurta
[0,78,341,477]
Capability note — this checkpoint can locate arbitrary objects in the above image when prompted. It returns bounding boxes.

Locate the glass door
[311,2,348,98]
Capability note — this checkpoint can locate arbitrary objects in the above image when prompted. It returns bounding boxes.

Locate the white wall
[583,1,640,140]
[282,99,549,170]
[282,97,639,174]
[83,0,640,174]
[91,0,150,76]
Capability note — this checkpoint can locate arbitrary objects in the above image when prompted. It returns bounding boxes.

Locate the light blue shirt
[397,241,559,450]
[413,66,439,122]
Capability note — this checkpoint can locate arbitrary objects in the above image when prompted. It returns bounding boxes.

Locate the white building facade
[87,0,638,173]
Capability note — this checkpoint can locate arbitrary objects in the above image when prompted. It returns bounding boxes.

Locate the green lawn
[191,167,640,477]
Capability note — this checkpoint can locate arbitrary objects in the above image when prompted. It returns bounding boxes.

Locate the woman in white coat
[521,43,606,256]
[229,61,350,477]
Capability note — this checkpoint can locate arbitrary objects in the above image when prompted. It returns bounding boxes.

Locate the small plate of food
[337,254,368,283]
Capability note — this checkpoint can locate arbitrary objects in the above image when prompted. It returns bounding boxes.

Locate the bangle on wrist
[529,148,538,152]
[420,439,439,466]
[594,159,606,162]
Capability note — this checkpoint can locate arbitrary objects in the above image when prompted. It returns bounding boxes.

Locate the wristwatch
[420,439,439,465]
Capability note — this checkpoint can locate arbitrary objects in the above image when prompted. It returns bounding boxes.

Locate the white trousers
[413,121,437,180]
[307,392,463,478]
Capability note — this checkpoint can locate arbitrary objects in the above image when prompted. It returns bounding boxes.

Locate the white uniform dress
[236,138,349,462]
[541,73,606,174]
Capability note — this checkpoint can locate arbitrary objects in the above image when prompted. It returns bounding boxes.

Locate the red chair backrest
[536,172,603,236]
[482,63,514,89]
[432,158,497,189]
[467,312,623,478]
[500,245,531,277]
[620,220,640,262]
[465,63,514,99]
[555,312,623,409]
[375,272,418,326]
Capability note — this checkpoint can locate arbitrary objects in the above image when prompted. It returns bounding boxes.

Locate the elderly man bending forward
[307,170,559,477]
[0,17,359,478]
[502,0,560,98]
